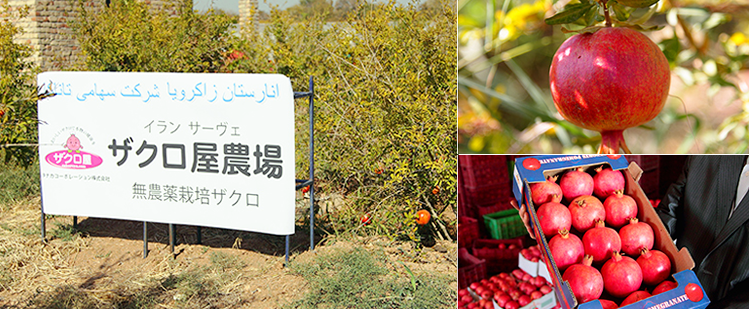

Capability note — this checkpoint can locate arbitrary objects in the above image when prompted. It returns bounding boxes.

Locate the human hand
[511,199,535,240]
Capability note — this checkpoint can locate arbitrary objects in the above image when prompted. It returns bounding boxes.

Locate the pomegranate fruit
[537,202,572,238]
[495,294,511,307]
[621,290,652,306]
[598,299,619,309]
[560,168,594,201]
[562,255,604,304]
[569,195,606,233]
[601,251,643,298]
[652,280,678,295]
[593,167,625,198]
[637,248,672,286]
[620,218,654,257]
[518,295,532,307]
[549,228,584,271]
[603,190,638,228]
[531,176,563,205]
[583,220,621,263]
[549,26,670,154]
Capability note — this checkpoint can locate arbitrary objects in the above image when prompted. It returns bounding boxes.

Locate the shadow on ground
[71,216,324,258]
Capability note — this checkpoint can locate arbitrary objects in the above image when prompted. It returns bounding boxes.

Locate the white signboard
[37,72,295,235]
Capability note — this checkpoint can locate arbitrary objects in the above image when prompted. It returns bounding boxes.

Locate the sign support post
[290,76,315,265]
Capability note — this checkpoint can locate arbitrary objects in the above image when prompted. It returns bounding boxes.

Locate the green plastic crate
[483,208,526,240]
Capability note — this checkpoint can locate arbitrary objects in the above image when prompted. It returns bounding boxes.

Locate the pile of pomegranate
[531,165,677,308]
[459,268,556,309]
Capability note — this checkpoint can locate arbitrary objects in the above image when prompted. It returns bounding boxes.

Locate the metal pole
[308,76,315,251]
[196,226,202,245]
[40,184,46,243]
[285,235,290,266]
[40,211,46,242]
[143,221,148,259]
[169,224,175,255]
[73,216,77,229]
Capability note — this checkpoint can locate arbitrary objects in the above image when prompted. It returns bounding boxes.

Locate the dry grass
[0,196,457,308]
[0,198,250,308]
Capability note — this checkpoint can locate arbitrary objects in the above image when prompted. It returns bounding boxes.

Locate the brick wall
[9,0,256,72]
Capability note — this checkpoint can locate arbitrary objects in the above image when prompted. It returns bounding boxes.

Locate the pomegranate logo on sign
[45,134,103,169]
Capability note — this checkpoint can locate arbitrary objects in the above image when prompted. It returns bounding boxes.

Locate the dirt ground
[0,198,458,308]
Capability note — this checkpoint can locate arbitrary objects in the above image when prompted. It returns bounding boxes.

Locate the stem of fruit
[601,0,612,27]
[598,130,631,154]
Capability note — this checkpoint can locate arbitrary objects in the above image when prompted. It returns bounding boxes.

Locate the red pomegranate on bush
[537,202,572,238]
[620,218,654,257]
[549,27,670,154]
[637,248,672,286]
[621,290,652,306]
[583,220,621,263]
[562,255,604,304]
[560,168,594,201]
[569,195,606,233]
[604,190,638,228]
[593,167,624,198]
[531,176,563,206]
[652,280,678,295]
[549,228,584,271]
[602,251,643,298]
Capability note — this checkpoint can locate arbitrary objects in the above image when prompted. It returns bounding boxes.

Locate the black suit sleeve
[657,156,691,238]
[707,278,749,309]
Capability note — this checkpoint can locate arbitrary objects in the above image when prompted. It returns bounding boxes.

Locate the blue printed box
[511,155,710,309]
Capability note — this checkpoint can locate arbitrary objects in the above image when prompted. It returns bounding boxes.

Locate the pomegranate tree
[583,220,621,263]
[549,229,584,271]
[619,218,654,257]
[569,195,606,233]
[562,255,604,304]
[593,167,624,198]
[531,176,563,206]
[560,168,594,201]
[637,248,672,286]
[537,202,572,238]
[549,27,670,154]
[601,251,643,298]
[603,190,638,228]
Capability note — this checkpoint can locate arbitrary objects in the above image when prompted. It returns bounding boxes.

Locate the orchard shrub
[0,0,44,166]
[229,0,457,243]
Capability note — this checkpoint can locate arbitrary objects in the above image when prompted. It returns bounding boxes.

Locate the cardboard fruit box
[511,155,710,309]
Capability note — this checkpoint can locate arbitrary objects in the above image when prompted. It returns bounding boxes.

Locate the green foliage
[228,0,457,243]
[288,247,455,309]
[0,0,43,166]
[0,160,40,205]
[73,0,236,72]
[66,0,456,243]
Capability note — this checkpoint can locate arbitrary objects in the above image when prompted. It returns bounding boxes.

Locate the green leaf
[659,36,681,64]
[545,2,595,25]
[616,0,659,9]
[615,21,664,31]
[610,0,632,22]
[561,25,603,34]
